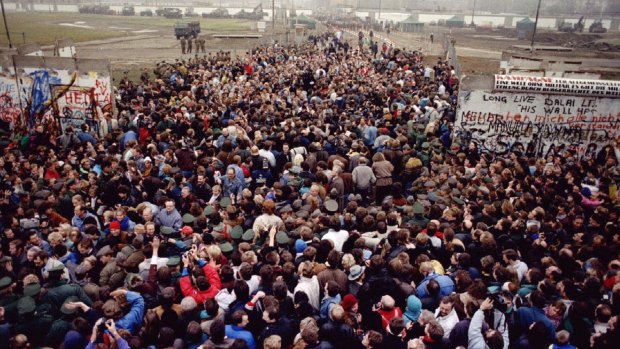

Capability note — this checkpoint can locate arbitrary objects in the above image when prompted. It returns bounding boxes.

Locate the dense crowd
[0,27,619,349]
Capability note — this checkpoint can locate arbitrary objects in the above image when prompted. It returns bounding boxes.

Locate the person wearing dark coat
[320,305,361,349]
[420,279,442,311]
[258,304,295,349]
[379,317,407,349]
[42,265,93,318]
[357,257,401,325]
[13,296,53,348]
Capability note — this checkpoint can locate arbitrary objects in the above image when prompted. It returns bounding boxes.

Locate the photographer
[484,293,511,349]
[468,298,505,349]
[87,318,129,349]
[179,248,222,304]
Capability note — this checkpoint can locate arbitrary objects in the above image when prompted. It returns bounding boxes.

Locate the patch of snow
[59,23,93,29]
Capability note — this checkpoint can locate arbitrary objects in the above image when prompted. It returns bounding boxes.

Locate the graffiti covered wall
[455,76,620,156]
[0,76,31,125]
[0,55,112,133]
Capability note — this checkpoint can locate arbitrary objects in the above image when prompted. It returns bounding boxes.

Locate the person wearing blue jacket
[109,289,145,335]
[226,310,256,349]
[515,290,556,342]
[416,261,455,298]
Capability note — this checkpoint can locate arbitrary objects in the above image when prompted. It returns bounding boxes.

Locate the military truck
[185,7,199,17]
[558,16,584,33]
[78,5,116,15]
[140,9,153,16]
[175,21,201,39]
[203,8,230,18]
[589,19,607,33]
[163,8,183,19]
[122,6,135,16]
[235,4,266,20]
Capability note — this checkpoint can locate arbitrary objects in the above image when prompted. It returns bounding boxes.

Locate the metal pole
[272,0,275,31]
[530,0,542,52]
[0,0,13,48]
[471,0,476,26]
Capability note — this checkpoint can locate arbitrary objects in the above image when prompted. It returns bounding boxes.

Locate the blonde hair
[242,251,257,264]
[83,255,97,267]
[264,335,282,349]
[48,232,64,245]
[341,254,356,271]
[59,223,72,238]
[420,261,434,274]
[134,224,145,234]
[293,154,304,166]
[298,261,314,278]
[206,245,222,262]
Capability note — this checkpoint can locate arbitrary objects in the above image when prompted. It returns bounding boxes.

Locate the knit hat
[109,221,121,230]
[180,226,193,236]
[403,295,422,324]
[340,294,358,312]
[295,239,307,254]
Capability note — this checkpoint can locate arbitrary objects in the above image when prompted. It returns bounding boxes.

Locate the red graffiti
[0,92,21,124]
[62,90,92,107]
[94,79,112,109]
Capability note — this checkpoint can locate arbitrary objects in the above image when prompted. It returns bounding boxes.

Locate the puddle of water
[133,29,159,33]
[59,23,93,29]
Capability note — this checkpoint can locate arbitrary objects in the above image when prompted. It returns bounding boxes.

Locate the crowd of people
[0,27,619,349]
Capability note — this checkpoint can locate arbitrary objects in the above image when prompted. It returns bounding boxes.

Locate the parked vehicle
[163,8,183,19]
[121,6,135,16]
[174,21,201,39]
[589,19,607,33]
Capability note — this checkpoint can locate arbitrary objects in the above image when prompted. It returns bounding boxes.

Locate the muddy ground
[25,13,619,82]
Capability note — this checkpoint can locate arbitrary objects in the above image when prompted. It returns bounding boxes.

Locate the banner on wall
[455,89,620,156]
[494,75,620,98]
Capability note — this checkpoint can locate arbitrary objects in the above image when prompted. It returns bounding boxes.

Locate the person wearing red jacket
[180,253,222,304]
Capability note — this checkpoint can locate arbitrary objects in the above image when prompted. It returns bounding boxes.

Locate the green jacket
[45,318,73,348]
[43,280,92,317]
[409,216,430,228]
[14,313,54,347]
[0,294,19,323]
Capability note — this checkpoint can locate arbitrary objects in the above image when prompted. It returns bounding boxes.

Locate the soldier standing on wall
[187,36,193,54]
[180,37,186,54]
